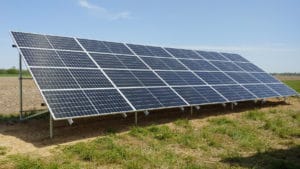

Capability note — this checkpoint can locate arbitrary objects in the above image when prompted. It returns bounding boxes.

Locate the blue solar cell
[213,85,256,101]
[127,44,153,56]
[175,72,206,85]
[131,71,165,86]
[46,35,83,51]
[140,57,171,70]
[90,53,126,69]
[196,51,228,61]
[20,48,64,67]
[104,70,142,87]
[173,87,209,105]
[195,72,236,85]
[250,73,280,83]
[57,51,97,68]
[12,32,52,49]
[121,88,162,110]
[161,58,187,70]
[221,53,249,62]
[31,68,80,89]
[156,71,187,85]
[85,89,133,114]
[243,84,280,98]
[43,90,97,119]
[180,59,218,71]
[210,61,243,71]
[145,46,172,58]
[193,86,227,103]
[267,84,298,96]
[77,38,111,53]
[116,55,148,69]
[102,41,133,55]
[226,72,261,84]
[70,69,113,88]
[165,48,202,59]
[235,62,264,72]
[148,87,187,107]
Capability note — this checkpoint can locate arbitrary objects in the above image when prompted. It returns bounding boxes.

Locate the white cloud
[78,0,132,20]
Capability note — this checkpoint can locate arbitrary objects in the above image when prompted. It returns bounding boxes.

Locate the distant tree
[6,67,18,74]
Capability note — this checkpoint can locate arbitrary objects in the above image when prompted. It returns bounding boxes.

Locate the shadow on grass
[0,100,291,147]
[221,145,300,169]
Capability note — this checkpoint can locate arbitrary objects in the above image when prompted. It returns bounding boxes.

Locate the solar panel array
[11,32,298,120]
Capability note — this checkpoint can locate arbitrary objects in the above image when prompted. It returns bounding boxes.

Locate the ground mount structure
[11,31,298,137]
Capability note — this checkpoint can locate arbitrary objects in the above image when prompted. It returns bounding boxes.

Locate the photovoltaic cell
[195,72,236,85]
[20,48,64,67]
[140,57,171,70]
[250,73,280,83]
[210,61,243,71]
[196,51,228,61]
[121,88,162,109]
[127,44,153,56]
[131,71,165,86]
[84,89,133,114]
[180,59,218,71]
[102,41,133,55]
[235,62,264,72]
[267,84,297,96]
[116,55,148,69]
[77,38,111,53]
[145,46,172,58]
[173,87,209,105]
[226,72,261,84]
[46,35,83,51]
[31,68,80,89]
[12,32,52,49]
[70,69,113,88]
[104,70,142,87]
[156,71,188,85]
[243,84,280,98]
[213,85,256,101]
[148,87,187,107]
[43,90,97,118]
[165,48,202,59]
[57,51,97,68]
[193,86,227,103]
[175,72,206,85]
[161,58,187,70]
[90,53,126,69]
[221,53,249,62]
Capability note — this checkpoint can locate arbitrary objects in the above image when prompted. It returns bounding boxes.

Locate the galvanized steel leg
[190,106,193,115]
[134,112,138,125]
[19,54,23,120]
[50,114,53,139]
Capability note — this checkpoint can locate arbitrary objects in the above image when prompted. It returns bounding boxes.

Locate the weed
[244,109,266,121]
[174,119,192,129]
[0,146,7,155]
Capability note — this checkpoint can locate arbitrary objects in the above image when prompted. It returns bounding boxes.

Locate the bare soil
[0,77,44,115]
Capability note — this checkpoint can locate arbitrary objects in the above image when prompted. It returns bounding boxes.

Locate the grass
[2,105,299,169]
[284,80,300,93]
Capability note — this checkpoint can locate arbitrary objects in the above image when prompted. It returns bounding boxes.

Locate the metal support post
[190,106,193,115]
[50,113,53,139]
[19,53,23,120]
[231,103,234,110]
[134,112,138,125]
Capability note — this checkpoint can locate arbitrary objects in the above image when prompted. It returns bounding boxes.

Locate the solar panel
[20,48,65,67]
[213,85,256,101]
[11,31,298,120]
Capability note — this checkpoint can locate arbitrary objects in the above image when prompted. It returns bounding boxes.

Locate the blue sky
[0,0,299,72]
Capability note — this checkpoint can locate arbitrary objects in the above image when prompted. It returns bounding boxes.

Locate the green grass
[1,101,300,168]
[0,68,31,77]
[284,80,300,93]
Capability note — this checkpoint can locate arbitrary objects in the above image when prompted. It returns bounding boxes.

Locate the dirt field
[0,77,44,115]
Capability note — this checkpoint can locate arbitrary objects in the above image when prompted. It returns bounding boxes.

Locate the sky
[0,0,299,73]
